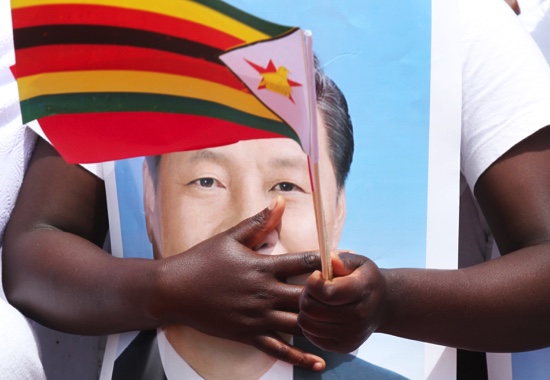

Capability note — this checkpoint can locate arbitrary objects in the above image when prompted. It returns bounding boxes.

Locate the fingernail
[268,196,278,210]
[313,361,324,371]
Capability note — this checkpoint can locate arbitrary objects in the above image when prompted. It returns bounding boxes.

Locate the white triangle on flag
[219,29,318,160]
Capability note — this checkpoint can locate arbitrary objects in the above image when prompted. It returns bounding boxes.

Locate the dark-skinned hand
[3,139,326,371]
[150,196,326,370]
[298,252,387,354]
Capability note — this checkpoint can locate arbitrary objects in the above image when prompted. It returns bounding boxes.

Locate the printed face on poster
[98,1,461,379]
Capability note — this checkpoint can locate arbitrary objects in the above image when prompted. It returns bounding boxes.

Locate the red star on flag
[245,59,302,103]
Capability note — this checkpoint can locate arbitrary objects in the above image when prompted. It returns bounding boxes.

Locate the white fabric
[157,329,293,380]
[518,0,550,64]
[0,15,36,246]
[0,75,35,245]
[0,0,46,378]
[460,0,550,188]
[0,281,46,380]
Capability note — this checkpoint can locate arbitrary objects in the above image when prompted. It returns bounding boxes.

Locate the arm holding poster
[300,125,550,353]
[4,59,409,379]
[2,137,325,370]
[298,0,550,357]
[4,0,337,373]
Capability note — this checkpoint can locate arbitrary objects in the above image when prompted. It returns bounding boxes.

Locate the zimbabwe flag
[10,0,303,163]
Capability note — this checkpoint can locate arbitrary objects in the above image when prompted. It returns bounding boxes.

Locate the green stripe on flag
[194,0,293,38]
[21,92,300,142]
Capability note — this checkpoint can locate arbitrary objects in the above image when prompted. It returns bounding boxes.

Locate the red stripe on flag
[12,45,246,90]
[12,4,244,50]
[39,112,286,164]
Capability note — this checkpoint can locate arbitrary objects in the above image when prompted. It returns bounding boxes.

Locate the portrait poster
[97,1,462,379]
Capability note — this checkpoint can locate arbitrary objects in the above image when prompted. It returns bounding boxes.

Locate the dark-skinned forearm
[3,226,168,335]
[379,246,550,352]
[378,127,550,351]
[2,139,166,334]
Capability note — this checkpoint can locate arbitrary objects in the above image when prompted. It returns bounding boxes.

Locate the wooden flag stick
[311,161,333,280]
[303,31,331,279]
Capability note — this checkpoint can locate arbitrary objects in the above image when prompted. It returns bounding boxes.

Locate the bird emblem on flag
[245,59,302,103]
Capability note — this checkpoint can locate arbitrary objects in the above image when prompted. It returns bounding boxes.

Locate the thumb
[227,195,285,248]
[332,251,368,276]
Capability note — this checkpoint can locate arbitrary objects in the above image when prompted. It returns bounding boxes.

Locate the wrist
[143,257,172,327]
[376,268,399,334]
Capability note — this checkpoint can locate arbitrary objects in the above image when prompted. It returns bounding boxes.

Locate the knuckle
[293,353,309,368]
[302,253,319,270]
[272,342,290,361]
[322,285,338,302]
[299,295,313,313]
[254,291,274,302]
[249,211,268,230]
[297,312,307,327]
[256,260,272,275]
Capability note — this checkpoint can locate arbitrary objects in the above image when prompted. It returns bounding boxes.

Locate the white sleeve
[517,0,550,64]
[460,0,550,188]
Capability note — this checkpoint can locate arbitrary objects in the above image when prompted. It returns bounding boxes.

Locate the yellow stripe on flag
[11,0,270,43]
[17,70,281,121]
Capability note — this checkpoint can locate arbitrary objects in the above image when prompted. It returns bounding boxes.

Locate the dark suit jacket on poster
[112,330,408,380]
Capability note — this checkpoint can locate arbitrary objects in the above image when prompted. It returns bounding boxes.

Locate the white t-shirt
[460,0,550,189]
[518,0,550,64]
[0,0,46,378]
[458,0,550,263]
[457,0,550,268]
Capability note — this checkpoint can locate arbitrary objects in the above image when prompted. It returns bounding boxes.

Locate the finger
[302,332,352,354]
[298,310,342,336]
[332,251,368,276]
[253,333,326,371]
[228,195,286,248]
[270,282,304,310]
[263,281,340,317]
[305,266,369,306]
[268,251,321,278]
[265,310,302,336]
[298,314,366,340]
[300,291,354,322]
